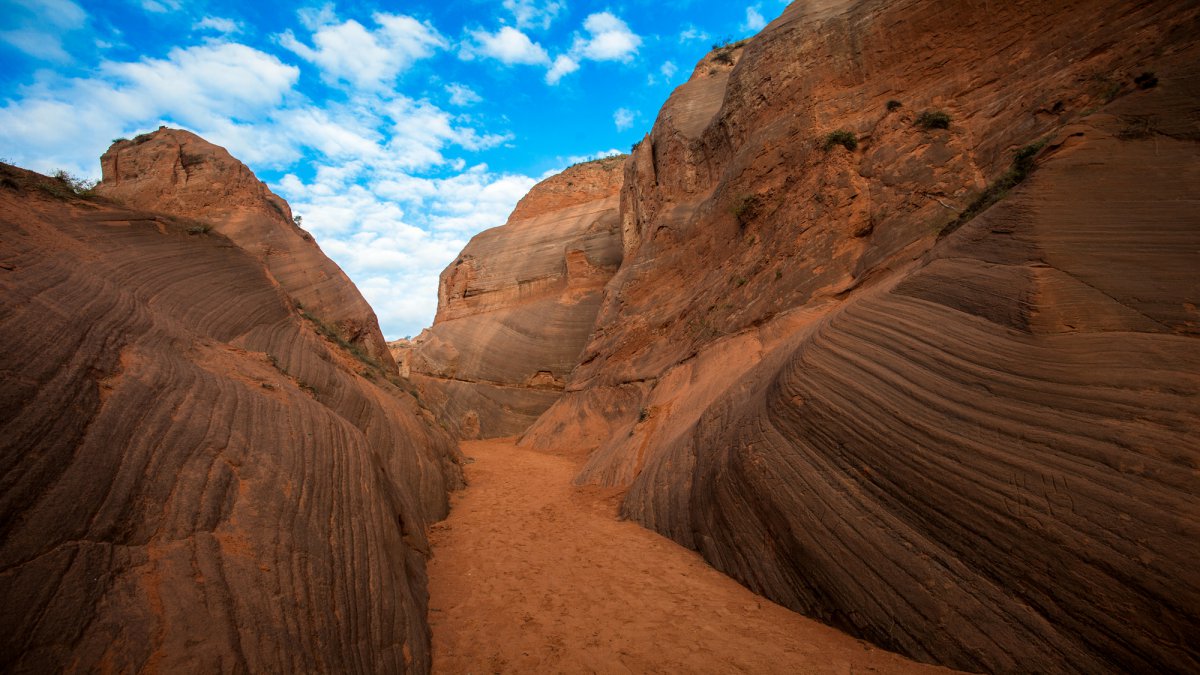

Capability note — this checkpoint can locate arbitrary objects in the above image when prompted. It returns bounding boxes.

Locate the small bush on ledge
[731,194,762,226]
[915,110,952,130]
[823,130,858,152]
[886,100,903,112]
[938,138,1047,238]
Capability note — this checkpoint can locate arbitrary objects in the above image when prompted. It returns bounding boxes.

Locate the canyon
[2,0,1199,673]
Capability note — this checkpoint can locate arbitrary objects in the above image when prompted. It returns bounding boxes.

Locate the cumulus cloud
[743,6,767,32]
[660,61,677,80]
[574,12,641,62]
[279,12,446,89]
[613,107,635,131]
[545,54,579,84]
[460,26,550,65]
[277,163,537,337]
[502,0,565,30]
[445,82,482,106]
[544,11,641,85]
[678,24,709,43]
[194,16,241,35]
[0,42,300,175]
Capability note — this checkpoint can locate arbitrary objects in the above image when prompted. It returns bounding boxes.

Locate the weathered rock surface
[0,163,462,672]
[522,1,1200,672]
[407,157,624,438]
[96,128,395,369]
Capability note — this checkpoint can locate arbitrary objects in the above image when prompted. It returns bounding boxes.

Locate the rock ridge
[514,1,1200,672]
[405,156,626,439]
[0,159,462,672]
[96,127,395,369]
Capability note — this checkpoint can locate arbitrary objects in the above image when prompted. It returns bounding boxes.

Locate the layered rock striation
[520,1,1200,672]
[406,156,624,438]
[96,128,395,368]
[0,159,462,672]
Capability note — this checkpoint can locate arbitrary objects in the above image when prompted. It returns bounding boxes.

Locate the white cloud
[0,42,301,175]
[679,24,709,43]
[575,12,641,62]
[445,83,482,106]
[562,148,622,166]
[660,61,677,80]
[502,0,565,30]
[277,163,537,337]
[545,54,579,84]
[13,0,87,28]
[0,6,551,338]
[1,0,88,62]
[141,0,182,13]
[279,12,445,89]
[104,43,299,122]
[1,29,72,62]
[743,6,767,32]
[194,16,241,35]
[460,26,549,65]
[613,107,635,131]
[544,11,641,85]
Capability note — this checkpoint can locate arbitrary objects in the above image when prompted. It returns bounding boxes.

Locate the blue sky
[1,0,785,338]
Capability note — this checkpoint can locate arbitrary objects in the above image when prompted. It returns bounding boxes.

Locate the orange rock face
[407,156,625,438]
[0,163,462,672]
[96,128,395,369]
[521,1,1200,672]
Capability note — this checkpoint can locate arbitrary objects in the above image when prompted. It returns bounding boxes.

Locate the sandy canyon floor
[427,439,954,674]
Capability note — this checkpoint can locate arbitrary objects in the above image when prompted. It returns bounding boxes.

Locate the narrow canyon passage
[427,439,950,674]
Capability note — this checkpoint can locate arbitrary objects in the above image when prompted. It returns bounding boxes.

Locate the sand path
[427,438,951,674]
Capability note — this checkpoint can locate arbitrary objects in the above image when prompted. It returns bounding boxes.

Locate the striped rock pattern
[522,1,1200,671]
[407,157,624,438]
[96,128,395,369]
[0,164,462,672]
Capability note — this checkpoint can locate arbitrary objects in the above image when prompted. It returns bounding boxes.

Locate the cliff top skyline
[0,0,783,337]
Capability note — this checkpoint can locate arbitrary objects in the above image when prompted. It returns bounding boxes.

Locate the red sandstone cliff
[405,156,624,438]
[96,128,395,369]
[517,1,1200,672]
[0,159,461,672]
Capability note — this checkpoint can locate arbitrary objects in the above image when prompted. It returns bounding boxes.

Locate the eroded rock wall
[522,1,1200,672]
[0,163,462,672]
[407,157,624,438]
[96,128,395,369]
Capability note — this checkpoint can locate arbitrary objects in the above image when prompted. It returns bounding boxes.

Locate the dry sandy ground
[427,438,954,674]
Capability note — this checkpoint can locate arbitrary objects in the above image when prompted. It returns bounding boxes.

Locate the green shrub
[186,224,213,235]
[51,169,97,195]
[915,110,951,130]
[939,139,1046,238]
[822,130,858,152]
[886,100,903,112]
[731,194,761,225]
[300,310,382,370]
[1134,71,1158,90]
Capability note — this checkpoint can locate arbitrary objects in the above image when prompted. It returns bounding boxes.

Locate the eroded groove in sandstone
[403,157,625,438]
[518,1,1200,671]
[0,164,462,673]
[95,128,396,369]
